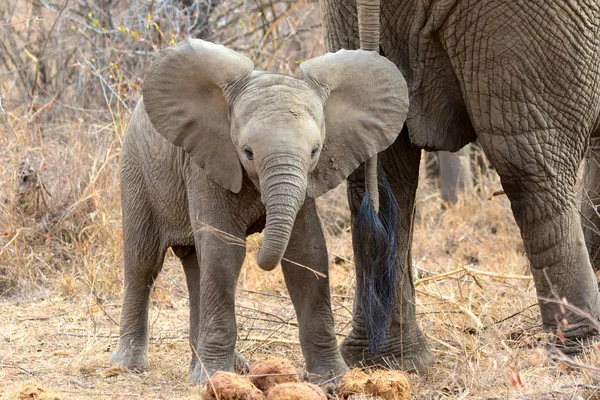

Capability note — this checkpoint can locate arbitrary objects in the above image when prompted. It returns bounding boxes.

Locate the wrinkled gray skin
[322,0,600,369]
[109,39,409,384]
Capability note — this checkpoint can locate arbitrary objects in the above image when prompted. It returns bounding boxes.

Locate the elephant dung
[338,369,411,400]
[337,368,370,398]
[202,371,265,400]
[16,381,61,400]
[364,370,411,400]
[248,356,299,392]
[266,382,327,400]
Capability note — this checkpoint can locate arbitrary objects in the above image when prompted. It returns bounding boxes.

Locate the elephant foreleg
[281,198,347,382]
[188,229,246,384]
[342,128,432,371]
[179,246,249,374]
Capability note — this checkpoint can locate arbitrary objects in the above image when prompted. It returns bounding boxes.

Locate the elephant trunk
[256,155,307,271]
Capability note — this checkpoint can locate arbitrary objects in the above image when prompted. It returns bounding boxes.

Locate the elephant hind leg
[478,129,600,349]
[110,185,166,370]
[438,147,473,205]
[342,129,432,371]
[442,0,600,350]
[581,138,600,274]
[176,245,201,371]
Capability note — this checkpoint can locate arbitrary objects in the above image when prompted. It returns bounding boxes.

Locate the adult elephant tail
[354,0,400,352]
[354,164,399,351]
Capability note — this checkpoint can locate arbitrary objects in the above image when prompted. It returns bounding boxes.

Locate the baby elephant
[110,38,408,384]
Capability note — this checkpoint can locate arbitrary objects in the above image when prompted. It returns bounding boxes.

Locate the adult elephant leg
[438,147,473,205]
[425,148,474,205]
[178,246,249,374]
[342,128,432,371]
[281,198,347,382]
[581,137,600,273]
[481,135,600,350]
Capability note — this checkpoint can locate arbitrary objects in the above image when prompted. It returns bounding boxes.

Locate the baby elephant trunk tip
[255,169,307,272]
[255,199,303,271]
[256,251,281,271]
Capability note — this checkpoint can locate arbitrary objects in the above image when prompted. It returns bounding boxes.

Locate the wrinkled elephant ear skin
[143,39,254,193]
[300,49,409,197]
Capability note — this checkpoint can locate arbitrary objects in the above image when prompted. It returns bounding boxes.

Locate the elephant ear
[300,49,409,197]
[143,39,254,193]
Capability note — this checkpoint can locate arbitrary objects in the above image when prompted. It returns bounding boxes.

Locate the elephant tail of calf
[354,166,399,351]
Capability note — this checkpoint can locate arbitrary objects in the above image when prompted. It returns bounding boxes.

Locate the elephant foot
[305,363,348,384]
[234,350,250,374]
[190,363,223,385]
[305,361,348,397]
[110,340,148,370]
[190,350,248,376]
[340,328,432,372]
[547,336,599,358]
[545,322,599,356]
[189,352,239,385]
[539,306,600,356]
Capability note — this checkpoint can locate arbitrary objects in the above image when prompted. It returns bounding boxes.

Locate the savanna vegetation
[1,0,599,398]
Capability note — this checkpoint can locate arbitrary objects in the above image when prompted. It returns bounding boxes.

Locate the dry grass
[1,0,600,398]
[2,155,599,398]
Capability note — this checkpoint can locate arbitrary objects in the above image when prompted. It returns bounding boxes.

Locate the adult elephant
[321,0,600,370]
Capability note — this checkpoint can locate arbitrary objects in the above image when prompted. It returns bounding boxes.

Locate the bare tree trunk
[30,0,48,100]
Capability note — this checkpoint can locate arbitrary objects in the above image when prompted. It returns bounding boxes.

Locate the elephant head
[143,39,408,271]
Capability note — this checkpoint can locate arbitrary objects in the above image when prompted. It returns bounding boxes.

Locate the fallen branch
[414,265,532,287]
[416,290,484,329]
[414,268,463,287]
[462,265,532,281]
[239,337,300,345]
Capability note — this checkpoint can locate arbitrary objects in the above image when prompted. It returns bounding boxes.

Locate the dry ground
[2,148,600,398]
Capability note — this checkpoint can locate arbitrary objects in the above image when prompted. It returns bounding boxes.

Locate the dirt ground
[2,177,600,399]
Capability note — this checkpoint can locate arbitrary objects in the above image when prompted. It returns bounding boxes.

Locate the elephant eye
[311,145,320,159]
[243,146,254,161]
